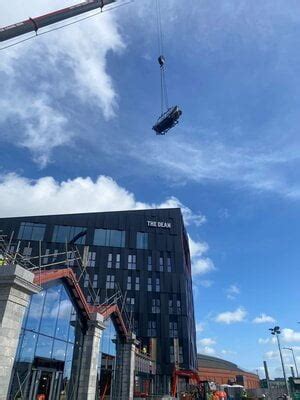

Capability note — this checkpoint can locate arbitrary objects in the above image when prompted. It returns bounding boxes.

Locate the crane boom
[0,0,116,42]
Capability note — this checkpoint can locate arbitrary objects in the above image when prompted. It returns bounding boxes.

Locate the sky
[1,0,300,378]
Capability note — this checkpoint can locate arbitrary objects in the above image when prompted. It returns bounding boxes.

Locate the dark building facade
[0,208,197,394]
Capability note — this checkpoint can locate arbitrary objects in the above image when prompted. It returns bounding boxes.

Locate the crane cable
[155,0,169,116]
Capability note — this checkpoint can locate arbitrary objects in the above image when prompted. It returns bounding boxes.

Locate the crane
[0,0,116,42]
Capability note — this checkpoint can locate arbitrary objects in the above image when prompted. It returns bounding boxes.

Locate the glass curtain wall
[10,283,77,400]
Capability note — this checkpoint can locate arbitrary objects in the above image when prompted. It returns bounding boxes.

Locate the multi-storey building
[0,208,197,395]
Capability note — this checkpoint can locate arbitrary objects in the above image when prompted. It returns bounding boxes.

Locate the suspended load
[152,0,182,135]
[152,105,182,135]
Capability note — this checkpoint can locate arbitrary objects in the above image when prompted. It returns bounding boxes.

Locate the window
[159,255,164,272]
[169,322,178,338]
[170,344,183,363]
[93,274,98,289]
[93,229,125,247]
[43,249,50,265]
[176,300,181,314]
[147,278,152,292]
[151,298,160,314]
[147,256,152,271]
[136,232,148,249]
[67,250,75,267]
[53,249,58,261]
[135,277,140,291]
[128,255,136,270]
[155,278,160,292]
[147,321,157,337]
[170,345,175,363]
[52,225,86,244]
[84,273,89,288]
[87,295,92,303]
[107,253,113,268]
[126,297,135,312]
[127,276,132,290]
[179,346,183,363]
[106,275,115,289]
[87,252,96,267]
[169,299,173,314]
[115,253,120,269]
[167,256,172,272]
[23,246,32,258]
[18,222,46,241]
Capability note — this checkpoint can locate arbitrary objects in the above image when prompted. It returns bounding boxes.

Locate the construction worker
[0,255,6,266]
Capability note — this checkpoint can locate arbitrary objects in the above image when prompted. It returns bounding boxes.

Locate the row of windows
[17,222,149,249]
[85,282,182,314]
[18,244,174,272]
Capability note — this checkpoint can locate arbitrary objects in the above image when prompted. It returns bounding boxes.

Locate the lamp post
[269,326,290,396]
[283,347,299,378]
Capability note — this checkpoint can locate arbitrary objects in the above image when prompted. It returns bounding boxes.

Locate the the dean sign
[147,221,172,228]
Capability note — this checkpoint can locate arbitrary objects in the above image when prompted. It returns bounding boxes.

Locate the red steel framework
[33,267,129,337]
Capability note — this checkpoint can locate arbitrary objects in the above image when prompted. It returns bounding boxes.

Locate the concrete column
[0,264,40,400]
[77,312,105,400]
[113,333,139,400]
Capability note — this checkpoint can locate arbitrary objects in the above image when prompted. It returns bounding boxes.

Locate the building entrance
[28,358,64,400]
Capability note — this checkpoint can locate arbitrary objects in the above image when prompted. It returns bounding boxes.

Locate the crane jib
[0,0,116,42]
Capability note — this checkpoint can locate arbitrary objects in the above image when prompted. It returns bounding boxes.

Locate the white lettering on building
[147,221,171,229]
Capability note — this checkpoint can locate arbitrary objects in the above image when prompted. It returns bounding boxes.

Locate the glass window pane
[110,230,122,247]
[64,343,74,379]
[52,339,67,361]
[36,334,53,359]
[18,331,38,362]
[40,286,61,336]
[25,291,46,332]
[31,225,45,241]
[17,222,45,241]
[55,288,72,341]
[68,321,75,344]
[22,224,32,240]
[94,229,106,246]
[136,232,148,249]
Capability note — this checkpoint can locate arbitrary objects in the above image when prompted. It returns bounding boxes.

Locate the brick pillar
[77,312,105,400]
[113,333,139,400]
[0,264,40,400]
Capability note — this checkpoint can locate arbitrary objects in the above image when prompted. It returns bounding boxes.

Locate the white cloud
[221,349,237,356]
[226,284,240,300]
[0,174,208,223]
[215,307,247,324]
[192,258,215,276]
[159,197,206,227]
[258,337,276,345]
[198,338,216,346]
[253,313,276,324]
[198,346,216,355]
[265,350,279,360]
[196,323,205,333]
[282,329,300,343]
[0,1,124,166]
[188,236,215,276]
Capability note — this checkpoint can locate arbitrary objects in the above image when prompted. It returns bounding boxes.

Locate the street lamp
[283,347,299,378]
[269,326,290,396]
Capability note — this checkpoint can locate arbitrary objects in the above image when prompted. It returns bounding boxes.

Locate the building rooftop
[197,354,257,376]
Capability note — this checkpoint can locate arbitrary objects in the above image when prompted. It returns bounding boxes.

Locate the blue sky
[1,0,300,377]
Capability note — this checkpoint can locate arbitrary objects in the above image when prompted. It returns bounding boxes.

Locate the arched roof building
[197,354,260,389]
